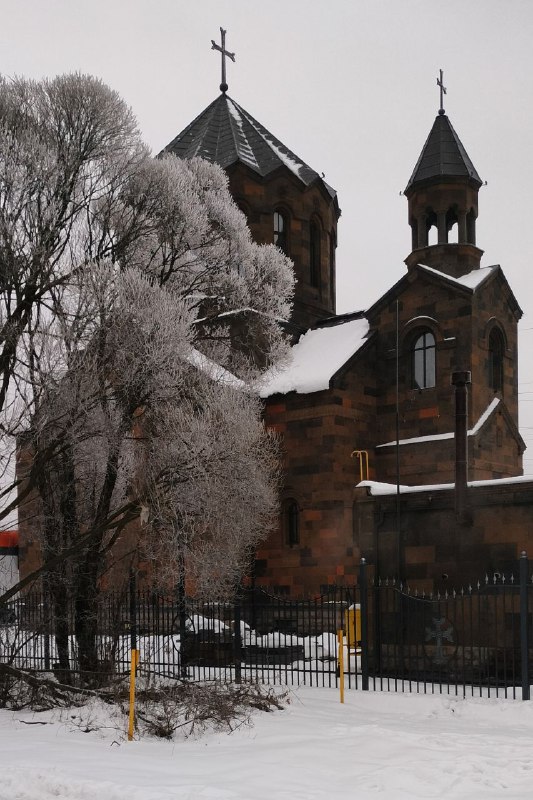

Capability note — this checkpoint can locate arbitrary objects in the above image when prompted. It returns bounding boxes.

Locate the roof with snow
[187,348,246,391]
[405,113,482,192]
[259,316,370,398]
[417,264,498,291]
[161,93,337,201]
[367,262,522,322]
[358,475,533,496]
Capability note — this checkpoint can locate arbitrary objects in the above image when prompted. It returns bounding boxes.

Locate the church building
[164,50,532,596]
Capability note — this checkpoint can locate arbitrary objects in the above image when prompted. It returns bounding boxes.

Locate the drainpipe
[451,370,471,522]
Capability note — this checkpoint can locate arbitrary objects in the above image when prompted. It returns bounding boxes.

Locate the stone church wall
[354,479,533,594]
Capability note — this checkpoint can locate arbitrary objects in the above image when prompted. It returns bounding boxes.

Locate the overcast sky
[2,0,533,464]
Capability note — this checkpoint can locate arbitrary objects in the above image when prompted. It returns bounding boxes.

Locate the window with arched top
[310,222,321,287]
[273,210,289,255]
[489,327,505,392]
[282,498,299,547]
[412,330,436,389]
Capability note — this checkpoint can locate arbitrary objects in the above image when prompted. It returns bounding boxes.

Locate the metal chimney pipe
[451,370,471,519]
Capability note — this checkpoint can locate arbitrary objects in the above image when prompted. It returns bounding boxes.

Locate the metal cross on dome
[437,69,447,116]
[211,27,235,94]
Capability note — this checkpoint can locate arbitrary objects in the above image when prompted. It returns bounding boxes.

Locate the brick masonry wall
[354,480,533,593]
[227,163,339,331]
[258,347,377,597]
[366,268,522,484]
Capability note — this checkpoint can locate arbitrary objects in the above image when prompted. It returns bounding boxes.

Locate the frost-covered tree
[0,73,294,675]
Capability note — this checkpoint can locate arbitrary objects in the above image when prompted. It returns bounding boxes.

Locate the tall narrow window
[329,231,336,306]
[283,499,299,547]
[273,211,288,255]
[412,330,436,389]
[489,328,505,392]
[310,222,320,287]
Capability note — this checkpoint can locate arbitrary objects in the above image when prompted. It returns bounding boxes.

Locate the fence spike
[477,580,481,590]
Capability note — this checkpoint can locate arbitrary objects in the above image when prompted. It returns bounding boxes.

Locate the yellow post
[127,648,139,741]
[351,450,369,482]
[337,629,345,704]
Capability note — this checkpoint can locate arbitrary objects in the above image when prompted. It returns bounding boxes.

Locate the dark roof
[405,113,482,192]
[161,93,337,201]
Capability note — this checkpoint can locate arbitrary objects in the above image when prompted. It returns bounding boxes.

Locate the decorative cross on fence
[211,27,235,94]
[437,69,447,115]
[425,616,454,665]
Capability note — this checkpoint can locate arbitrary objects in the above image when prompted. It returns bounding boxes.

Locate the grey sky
[2,0,533,464]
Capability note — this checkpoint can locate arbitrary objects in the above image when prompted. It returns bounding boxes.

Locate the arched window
[273,211,288,255]
[310,222,320,287]
[489,328,505,392]
[412,330,436,389]
[282,499,299,547]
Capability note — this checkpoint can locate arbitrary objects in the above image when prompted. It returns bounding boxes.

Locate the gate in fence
[1,553,532,699]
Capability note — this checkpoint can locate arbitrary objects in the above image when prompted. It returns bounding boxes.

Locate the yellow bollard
[337,629,345,704]
[127,648,139,741]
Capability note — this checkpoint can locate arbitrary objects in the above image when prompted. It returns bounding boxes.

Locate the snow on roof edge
[417,263,497,291]
[358,474,533,496]
[377,398,500,448]
[187,348,246,390]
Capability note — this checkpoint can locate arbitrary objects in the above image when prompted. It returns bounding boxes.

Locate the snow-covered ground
[2,686,533,799]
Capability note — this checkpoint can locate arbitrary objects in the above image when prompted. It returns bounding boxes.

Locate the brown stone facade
[257,344,376,596]
[227,162,339,332]
[259,260,525,597]
[354,479,533,593]
[367,265,523,484]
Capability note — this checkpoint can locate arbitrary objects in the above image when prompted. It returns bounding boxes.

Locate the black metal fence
[1,553,532,698]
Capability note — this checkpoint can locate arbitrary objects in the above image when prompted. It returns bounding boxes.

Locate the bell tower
[404,72,483,279]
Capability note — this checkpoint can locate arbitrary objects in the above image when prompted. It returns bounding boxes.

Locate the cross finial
[437,69,447,116]
[211,28,235,94]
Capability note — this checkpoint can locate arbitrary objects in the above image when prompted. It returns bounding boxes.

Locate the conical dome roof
[405,113,482,193]
[161,93,337,200]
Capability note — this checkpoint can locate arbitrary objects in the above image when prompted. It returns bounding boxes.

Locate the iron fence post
[359,558,369,691]
[42,587,51,672]
[234,592,242,683]
[519,551,530,701]
[177,569,188,679]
